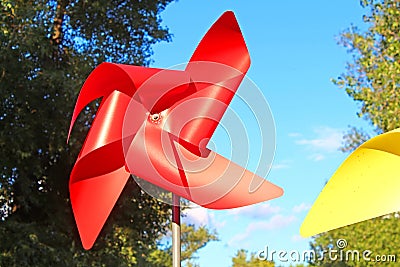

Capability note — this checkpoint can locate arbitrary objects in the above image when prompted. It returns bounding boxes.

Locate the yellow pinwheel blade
[300,129,400,237]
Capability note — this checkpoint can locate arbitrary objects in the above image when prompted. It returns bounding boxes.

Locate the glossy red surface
[68,11,283,250]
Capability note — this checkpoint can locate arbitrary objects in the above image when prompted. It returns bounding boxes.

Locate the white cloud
[288,132,302,137]
[249,214,297,231]
[228,202,281,219]
[228,214,297,246]
[296,126,342,152]
[227,234,248,247]
[182,204,226,230]
[183,204,209,226]
[292,203,311,213]
[291,234,307,242]
[271,162,290,170]
[309,154,325,161]
[294,126,343,161]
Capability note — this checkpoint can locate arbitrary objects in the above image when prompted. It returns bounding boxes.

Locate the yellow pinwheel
[301,128,400,237]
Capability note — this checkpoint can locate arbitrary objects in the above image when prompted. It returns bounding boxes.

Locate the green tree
[148,223,218,267]
[1,0,217,266]
[231,249,275,267]
[334,0,400,144]
[310,214,399,267]
[310,0,400,266]
[230,249,309,267]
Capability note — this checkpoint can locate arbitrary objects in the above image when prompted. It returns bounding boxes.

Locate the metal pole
[172,194,181,267]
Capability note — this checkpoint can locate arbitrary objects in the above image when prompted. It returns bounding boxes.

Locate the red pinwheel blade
[171,11,251,152]
[69,63,193,249]
[68,63,161,141]
[69,11,284,251]
[124,119,283,208]
[69,65,152,249]
[70,90,140,250]
[188,11,250,72]
[70,167,129,250]
[184,151,283,209]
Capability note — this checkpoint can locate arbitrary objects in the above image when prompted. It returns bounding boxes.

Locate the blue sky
[150,1,372,266]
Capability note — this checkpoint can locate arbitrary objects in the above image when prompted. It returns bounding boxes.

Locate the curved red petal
[168,11,251,150]
[69,11,283,251]
[68,63,161,141]
[124,120,283,208]
[70,167,129,250]
[188,11,250,72]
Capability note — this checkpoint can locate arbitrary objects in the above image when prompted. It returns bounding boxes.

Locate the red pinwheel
[68,11,283,250]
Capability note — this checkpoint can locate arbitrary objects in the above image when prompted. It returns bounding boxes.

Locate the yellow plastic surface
[300,128,400,237]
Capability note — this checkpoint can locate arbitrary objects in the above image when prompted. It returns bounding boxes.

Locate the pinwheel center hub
[150,113,161,123]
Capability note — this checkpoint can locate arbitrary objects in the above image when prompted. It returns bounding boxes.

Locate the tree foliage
[311,1,400,266]
[231,249,275,267]
[310,214,400,267]
[0,0,217,266]
[230,249,310,267]
[333,0,400,136]
[148,223,218,267]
